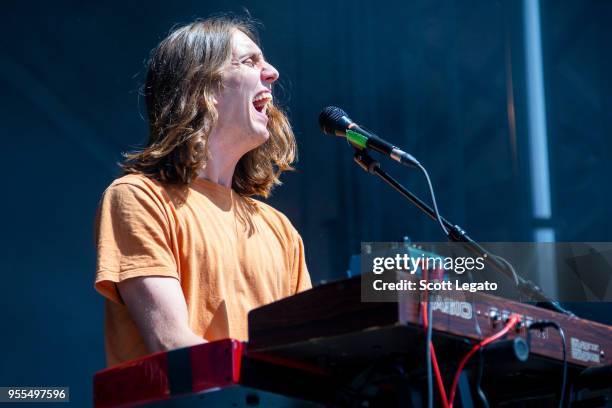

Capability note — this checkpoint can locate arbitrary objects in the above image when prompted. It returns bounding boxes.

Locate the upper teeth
[253,93,272,103]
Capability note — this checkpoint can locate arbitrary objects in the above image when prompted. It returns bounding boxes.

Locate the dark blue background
[1,0,611,405]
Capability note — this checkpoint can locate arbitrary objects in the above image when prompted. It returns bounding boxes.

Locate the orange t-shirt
[94,174,311,366]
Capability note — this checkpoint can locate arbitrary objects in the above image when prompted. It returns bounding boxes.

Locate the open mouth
[252,93,273,115]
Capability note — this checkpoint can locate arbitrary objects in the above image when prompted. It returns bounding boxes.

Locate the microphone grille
[318,106,349,135]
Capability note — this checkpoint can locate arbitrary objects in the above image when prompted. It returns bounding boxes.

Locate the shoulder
[249,198,300,238]
[99,174,177,215]
[103,174,179,204]
[251,199,295,226]
[105,174,164,196]
[95,175,179,239]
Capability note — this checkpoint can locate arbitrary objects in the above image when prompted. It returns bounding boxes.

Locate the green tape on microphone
[346,129,367,149]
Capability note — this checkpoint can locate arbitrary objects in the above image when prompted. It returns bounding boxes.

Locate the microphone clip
[353,149,380,174]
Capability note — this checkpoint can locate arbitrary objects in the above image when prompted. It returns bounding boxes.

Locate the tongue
[253,100,266,112]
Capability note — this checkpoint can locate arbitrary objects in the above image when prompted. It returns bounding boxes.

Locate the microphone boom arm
[352,149,573,315]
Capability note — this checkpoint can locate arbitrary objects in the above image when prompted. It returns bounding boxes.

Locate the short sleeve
[292,233,312,293]
[94,182,178,304]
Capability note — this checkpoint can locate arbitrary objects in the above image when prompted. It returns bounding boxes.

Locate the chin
[261,128,271,140]
[256,131,271,147]
[256,123,271,139]
[245,129,270,151]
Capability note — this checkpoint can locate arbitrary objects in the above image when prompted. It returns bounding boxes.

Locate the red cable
[447,314,521,408]
[421,269,450,408]
[429,333,449,408]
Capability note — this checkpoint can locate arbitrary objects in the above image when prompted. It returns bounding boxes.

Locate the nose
[261,61,279,84]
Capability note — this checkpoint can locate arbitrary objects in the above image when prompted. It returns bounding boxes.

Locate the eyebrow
[239,51,263,60]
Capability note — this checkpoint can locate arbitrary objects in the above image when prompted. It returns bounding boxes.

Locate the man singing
[94,17,311,367]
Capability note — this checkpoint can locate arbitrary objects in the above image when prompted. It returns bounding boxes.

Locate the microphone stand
[352,148,573,315]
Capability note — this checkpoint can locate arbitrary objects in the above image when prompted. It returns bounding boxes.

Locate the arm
[117,276,206,353]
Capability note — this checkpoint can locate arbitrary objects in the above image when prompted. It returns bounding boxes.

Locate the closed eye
[241,52,263,68]
[242,58,256,67]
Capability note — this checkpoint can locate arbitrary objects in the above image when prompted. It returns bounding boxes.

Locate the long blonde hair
[121,17,296,197]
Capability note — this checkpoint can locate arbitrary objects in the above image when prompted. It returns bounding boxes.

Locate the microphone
[318,106,420,167]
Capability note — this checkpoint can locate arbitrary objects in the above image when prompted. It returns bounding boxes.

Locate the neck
[197,163,235,188]
[197,132,245,188]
